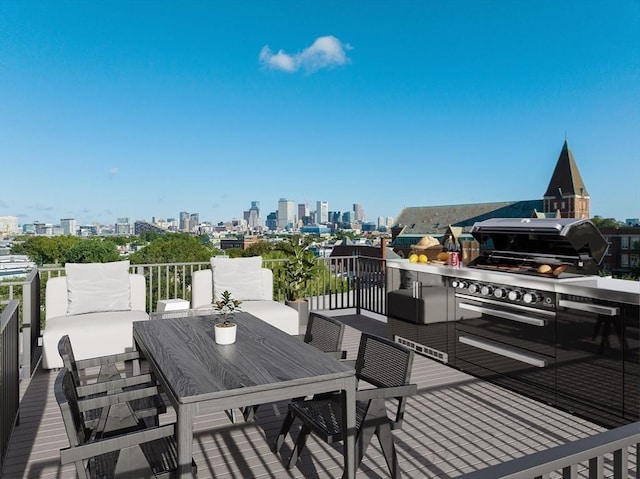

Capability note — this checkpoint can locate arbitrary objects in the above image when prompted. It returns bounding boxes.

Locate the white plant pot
[214,322,237,345]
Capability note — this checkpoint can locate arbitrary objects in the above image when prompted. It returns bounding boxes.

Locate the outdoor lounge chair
[55,367,196,479]
[274,332,417,478]
[58,335,166,433]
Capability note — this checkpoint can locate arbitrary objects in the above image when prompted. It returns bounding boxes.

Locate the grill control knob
[480,285,493,296]
[508,290,522,301]
[494,287,508,299]
[457,281,468,289]
[468,283,480,293]
[523,292,539,304]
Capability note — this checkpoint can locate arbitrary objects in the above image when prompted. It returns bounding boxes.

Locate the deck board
[3,312,614,478]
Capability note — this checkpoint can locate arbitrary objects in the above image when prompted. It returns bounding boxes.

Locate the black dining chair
[55,367,196,479]
[299,312,348,359]
[242,312,348,422]
[273,332,417,478]
[58,335,166,433]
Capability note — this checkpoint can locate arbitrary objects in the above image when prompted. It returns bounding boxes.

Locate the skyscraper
[277,198,295,229]
[246,201,262,230]
[353,203,365,222]
[316,200,328,224]
[297,203,309,224]
[179,211,190,231]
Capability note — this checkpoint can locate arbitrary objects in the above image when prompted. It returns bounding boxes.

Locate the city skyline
[1,2,638,225]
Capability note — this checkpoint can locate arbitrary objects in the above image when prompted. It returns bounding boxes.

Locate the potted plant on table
[277,235,316,327]
[213,290,242,344]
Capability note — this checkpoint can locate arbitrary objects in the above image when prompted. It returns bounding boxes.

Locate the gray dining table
[133,312,357,478]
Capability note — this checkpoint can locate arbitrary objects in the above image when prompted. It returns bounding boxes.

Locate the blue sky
[1,1,638,226]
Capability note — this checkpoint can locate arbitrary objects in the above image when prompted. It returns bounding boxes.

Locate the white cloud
[109,167,119,175]
[259,35,352,73]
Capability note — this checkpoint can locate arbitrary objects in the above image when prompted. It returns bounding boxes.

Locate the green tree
[65,239,120,263]
[11,236,82,265]
[129,233,218,264]
[242,240,273,257]
[591,216,623,228]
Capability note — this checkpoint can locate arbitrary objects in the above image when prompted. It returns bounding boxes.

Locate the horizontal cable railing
[0,300,20,476]
[456,421,639,479]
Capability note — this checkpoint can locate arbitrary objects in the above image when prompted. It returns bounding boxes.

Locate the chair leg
[243,405,259,422]
[287,424,311,469]
[377,421,399,478]
[273,409,296,453]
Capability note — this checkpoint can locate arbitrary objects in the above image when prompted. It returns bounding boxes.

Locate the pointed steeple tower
[543,140,590,218]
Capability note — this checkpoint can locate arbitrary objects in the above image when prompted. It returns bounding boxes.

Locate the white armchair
[42,262,149,370]
[191,257,299,335]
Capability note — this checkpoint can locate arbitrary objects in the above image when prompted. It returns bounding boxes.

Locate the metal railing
[37,256,387,315]
[456,420,639,478]
[0,300,20,475]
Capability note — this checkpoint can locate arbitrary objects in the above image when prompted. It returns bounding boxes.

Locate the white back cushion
[66,260,132,315]
[211,256,263,301]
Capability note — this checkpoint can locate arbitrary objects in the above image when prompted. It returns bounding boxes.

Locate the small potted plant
[213,290,242,345]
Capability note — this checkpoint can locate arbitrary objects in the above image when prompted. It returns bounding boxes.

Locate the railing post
[355,255,361,315]
[20,268,41,379]
[0,300,20,475]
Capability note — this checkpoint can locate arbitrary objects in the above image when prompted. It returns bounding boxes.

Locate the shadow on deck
[3,311,612,479]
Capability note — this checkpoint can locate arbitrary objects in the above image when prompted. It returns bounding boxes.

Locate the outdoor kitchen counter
[387,259,640,305]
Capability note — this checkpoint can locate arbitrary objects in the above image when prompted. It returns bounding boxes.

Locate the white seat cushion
[42,310,149,369]
[240,301,299,335]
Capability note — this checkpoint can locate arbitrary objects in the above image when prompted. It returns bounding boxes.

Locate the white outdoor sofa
[191,256,299,335]
[42,272,149,370]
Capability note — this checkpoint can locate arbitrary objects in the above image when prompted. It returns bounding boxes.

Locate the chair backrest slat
[58,335,82,387]
[304,313,345,353]
[54,368,92,479]
[355,333,414,388]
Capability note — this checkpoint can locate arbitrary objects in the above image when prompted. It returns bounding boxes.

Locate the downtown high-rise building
[297,203,309,224]
[245,201,262,230]
[179,211,190,231]
[277,198,295,229]
[353,203,365,222]
[316,200,328,224]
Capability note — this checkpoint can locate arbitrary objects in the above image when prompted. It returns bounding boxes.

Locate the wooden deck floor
[3,312,609,479]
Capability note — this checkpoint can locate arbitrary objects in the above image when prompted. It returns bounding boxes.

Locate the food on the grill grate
[553,265,567,276]
[537,264,552,274]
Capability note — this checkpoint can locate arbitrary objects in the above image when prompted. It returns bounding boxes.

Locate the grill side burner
[467,218,608,277]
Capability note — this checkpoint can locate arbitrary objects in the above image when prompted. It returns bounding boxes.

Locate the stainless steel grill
[467,217,608,278]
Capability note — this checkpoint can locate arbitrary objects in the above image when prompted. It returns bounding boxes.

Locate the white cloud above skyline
[259,35,352,73]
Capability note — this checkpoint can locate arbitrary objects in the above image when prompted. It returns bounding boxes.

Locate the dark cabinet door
[556,296,625,428]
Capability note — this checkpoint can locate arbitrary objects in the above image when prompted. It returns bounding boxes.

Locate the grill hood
[468,218,608,276]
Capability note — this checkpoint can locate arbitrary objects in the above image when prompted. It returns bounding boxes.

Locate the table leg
[176,404,195,478]
[342,376,357,479]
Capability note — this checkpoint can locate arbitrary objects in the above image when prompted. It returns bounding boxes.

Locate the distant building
[599,226,640,276]
[219,235,260,251]
[0,216,20,236]
[300,224,332,235]
[134,221,166,235]
[60,218,78,235]
[277,198,295,229]
[353,203,365,222]
[179,211,190,232]
[265,211,277,230]
[245,201,262,230]
[316,201,329,224]
[543,140,590,218]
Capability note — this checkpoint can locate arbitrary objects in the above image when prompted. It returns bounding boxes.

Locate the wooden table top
[133,312,355,405]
